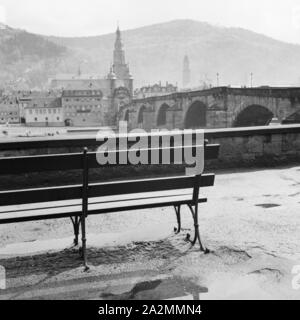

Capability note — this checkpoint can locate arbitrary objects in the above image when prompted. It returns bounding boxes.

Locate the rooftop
[27,97,62,109]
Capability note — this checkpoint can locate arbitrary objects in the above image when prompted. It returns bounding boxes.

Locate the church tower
[182,55,191,88]
[112,26,131,80]
[108,26,133,126]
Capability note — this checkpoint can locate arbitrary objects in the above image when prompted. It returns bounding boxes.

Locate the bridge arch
[156,103,170,126]
[282,110,300,124]
[137,105,146,124]
[184,101,207,129]
[234,105,274,127]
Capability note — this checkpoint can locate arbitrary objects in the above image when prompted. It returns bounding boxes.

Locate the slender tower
[112,26,131,79]
[77,65,82,77]
[182,55,191,88]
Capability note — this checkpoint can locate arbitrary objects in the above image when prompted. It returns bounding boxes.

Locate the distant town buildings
[134,82,177,99]
[48,26,133,127]
[0,27,179,128]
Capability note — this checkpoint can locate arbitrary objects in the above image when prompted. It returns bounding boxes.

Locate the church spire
[112,26,130,79]
[113,26,125,66]
[116,24,121,42]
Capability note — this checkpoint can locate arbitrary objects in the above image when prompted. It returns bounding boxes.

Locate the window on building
[34,118,37,121]
[57,117,60,121]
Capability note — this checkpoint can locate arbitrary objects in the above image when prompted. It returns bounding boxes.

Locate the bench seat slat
[0,193,207,224]
[0,174,215,206]
[0,189,194,213]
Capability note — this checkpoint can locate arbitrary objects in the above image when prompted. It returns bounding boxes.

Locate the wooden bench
[0,133,219,270]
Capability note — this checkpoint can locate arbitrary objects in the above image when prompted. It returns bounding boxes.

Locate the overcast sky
[0,0,300,43]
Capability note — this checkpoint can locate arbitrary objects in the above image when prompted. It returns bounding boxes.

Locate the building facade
[62,87,105,126]
[25,96,64,127]
[16,90,58,124]
[0,96,20,124]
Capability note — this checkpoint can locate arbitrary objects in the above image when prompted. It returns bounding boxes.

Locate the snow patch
[0,224,171,257]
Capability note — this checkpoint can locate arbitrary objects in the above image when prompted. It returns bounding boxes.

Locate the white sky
[0,0,300,43]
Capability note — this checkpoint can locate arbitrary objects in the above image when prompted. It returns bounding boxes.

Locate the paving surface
[0,166,300,300]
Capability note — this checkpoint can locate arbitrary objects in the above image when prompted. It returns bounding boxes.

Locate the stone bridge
[119,87,300,130]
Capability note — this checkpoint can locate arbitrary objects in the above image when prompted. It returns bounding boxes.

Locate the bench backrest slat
[0,174,215,207]
[0,144,219,175]
[0,153,83,175]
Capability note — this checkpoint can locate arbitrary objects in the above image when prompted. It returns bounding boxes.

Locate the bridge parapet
[121,87,300,130]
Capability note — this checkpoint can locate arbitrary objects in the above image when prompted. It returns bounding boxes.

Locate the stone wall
[0,125,299,191]
[205,125,300,169]
[0,125,300,168]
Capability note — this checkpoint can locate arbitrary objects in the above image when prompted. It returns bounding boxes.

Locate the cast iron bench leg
[80,212,89,271]
[174,205,181,234]
[186,203,209,254]
[70,216,81,246]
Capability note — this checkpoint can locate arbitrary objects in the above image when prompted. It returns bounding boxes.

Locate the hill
[2,20,300,89]
[0,25,68,90]
[47,19,300,88]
